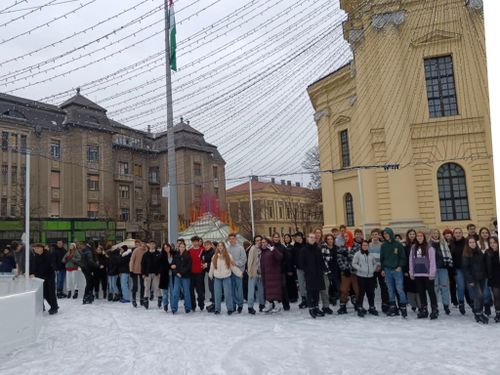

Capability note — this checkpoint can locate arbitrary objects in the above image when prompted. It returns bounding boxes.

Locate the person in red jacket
[188,236,206,311]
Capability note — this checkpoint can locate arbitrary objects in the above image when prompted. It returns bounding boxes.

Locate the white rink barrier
[0,276,44,351]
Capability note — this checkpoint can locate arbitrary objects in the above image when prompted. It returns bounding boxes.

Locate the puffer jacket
[463,249,487,284]
[352,250,378,278]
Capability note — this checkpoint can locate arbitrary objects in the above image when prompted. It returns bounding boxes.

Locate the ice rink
[1,298,499,375]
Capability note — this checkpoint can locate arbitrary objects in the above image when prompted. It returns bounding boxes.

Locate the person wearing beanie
[336,230,360,315]
[62,243,81,299]
[380,228,408,318]
[352,240,379,317]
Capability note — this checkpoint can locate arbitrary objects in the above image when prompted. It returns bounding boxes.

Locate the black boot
[158,297,162,309]
[298,297,307,309]
[357,308,366,317]
[207,304,215,313]
[113,294,121,302]
[103,292,107,300]
[67,291,72,299]
[132,300,137,308]
[94,292,99,300]
[459,301,466,315]
[381,303,389,314]
[309,308,317,319]
[387,304,398,317]
[314,307,325,317]
[48,307,59,315]
[430,306,439,320]
[475,312,489,324]
[248,307,256,315]
[322,307,333,315]
[144,299,149,310]
[368,306,379,316]
[400,304,407,318]
[337,304,347,315]
[164,305,169,313]
[494,311,500,323]
[72,290,78,299]
[485,303,492,316]
[107,294,113,302]
[417,305,429,319]
[259,304,265,312]
[444,305,450,315]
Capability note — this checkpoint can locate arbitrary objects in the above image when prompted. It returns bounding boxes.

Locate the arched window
[344,193,354,226]
[437,163,470,221]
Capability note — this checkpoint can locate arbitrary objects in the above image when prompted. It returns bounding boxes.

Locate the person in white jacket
[352,240,380,317]
[209,242,242,315]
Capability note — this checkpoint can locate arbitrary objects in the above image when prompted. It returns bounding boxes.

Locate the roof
[227,180,313,195]
[59,90,106,112]
[307,60,353,89]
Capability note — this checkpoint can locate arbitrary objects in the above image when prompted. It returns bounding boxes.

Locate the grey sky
[0,0,351,186]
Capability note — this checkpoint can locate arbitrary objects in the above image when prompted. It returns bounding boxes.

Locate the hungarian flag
[168,0,177,71]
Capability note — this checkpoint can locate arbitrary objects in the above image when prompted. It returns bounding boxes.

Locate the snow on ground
[0,299,499,375]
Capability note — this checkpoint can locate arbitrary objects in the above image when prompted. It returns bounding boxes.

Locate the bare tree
[302,146,321,189]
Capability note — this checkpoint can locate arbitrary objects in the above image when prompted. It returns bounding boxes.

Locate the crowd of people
[1,223,499,324]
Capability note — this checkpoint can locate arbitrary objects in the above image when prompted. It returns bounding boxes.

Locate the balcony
[114,173,133,182]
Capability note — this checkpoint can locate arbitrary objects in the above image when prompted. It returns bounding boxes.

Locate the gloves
[344,269,351,277]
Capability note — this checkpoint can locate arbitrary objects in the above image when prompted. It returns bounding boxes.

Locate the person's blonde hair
[212,242,231,270]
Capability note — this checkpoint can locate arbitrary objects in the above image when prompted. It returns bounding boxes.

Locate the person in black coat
[107,248,121,301]
[450,229,472,314]
[463,237,488,324]
[159,243,174,312]
[486,237,500,323]
[80,241,98,305]
[30,244,58,315]
[283,234,298,303]
[201,240,215,312]
[52,240,67,299]
[141,242,162,309]
[272,233,293,311]
[118,245,132,303]
[299,233,326,319]
[94,246,108,300]
[170,243,193,314]
[292,232,307,308]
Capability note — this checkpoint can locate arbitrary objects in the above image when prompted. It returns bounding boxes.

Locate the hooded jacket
[380,228,407,270]
[409,244,437,279]
[80,244,98,271]
[352,249,378,278]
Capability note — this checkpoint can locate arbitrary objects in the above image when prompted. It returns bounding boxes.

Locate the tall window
[50,140,60,159]
[118,162,129,175]
[135,186,143,200]
[50,171,60,200]
[194,184,202,203]
[340,129,350,168]
[424,55,458,118]
[437,163,470,221]
[344,193,354,226]
[20,135,27,153]
[134,163,143,177]
[193,162,202,177]
[149,166,160,184]
[11,166,17,185]
[1,165,7,185]
[87,174,99,191]
[2,131,8,151]
[151,188,160,205]
[136,209,144,222]
[119,185,130,199]
[50,201,60,217]
[87,145,99,163]
[213,166,218,179]
[120,208,129,221]
[87,203,99,219]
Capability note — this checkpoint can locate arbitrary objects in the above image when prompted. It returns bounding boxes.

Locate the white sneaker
[271,303,282,314]
[263,301,274,313]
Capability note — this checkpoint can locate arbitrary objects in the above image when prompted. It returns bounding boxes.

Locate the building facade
[0,91,225,246]
[308,0,495,234]
[226,178,323,239]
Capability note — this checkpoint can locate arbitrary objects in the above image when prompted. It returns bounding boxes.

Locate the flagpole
[164,0,178,244]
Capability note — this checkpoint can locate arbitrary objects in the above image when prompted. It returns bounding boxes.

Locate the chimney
[180,116,184,123]
[280,180,286,185]
[147,125,151,133]
[271,178,276,184]
[295,182,300,187]
[287,180,292,186]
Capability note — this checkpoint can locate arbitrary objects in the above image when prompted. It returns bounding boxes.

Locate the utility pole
[164,0,178,243]
[248,176,255,239]
[24,150,30,279]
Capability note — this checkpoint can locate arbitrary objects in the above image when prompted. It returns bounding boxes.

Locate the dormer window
[2,109,26,120]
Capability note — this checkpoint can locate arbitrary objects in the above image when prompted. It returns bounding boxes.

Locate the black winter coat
[108,249,121,276]
[274,242,294,274]
[118,251,131,274]
[141,250,162,275]
[158,251,172,289]
[80,245,98,271]
[450,238,466,269]
[463,250,487,284]
[485,249,500,288]
[300,243,326,292]
[292,242,305,270]
[172,251,192,278]
[95,253,108,274]
[52,246,67,271]
[29,250,55,279]
[201,247,215,273]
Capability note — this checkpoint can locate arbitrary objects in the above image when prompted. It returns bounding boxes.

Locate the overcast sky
[0,0,351,186]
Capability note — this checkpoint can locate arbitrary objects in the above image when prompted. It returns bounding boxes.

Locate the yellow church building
[307,0,496,235]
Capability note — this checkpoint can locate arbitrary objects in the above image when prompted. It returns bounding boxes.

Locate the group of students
[4,222,499,324]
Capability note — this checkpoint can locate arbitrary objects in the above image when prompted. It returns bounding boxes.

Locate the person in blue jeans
[52,240,67,299]
[118,245,132,303]
[228,233,247,313]
[170,242,192,314]
[209,242,242,315]
[450,228,471,315]
[380,227,408,317]
[247,235,265,314]
[429,229,453,315]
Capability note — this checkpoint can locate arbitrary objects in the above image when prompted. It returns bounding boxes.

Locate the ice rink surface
[1,298,499,375]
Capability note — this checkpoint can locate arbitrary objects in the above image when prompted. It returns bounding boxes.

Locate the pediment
[411,29,461,47]
[332,115,351,128]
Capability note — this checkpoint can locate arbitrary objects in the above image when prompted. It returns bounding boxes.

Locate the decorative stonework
[372,11,406,30]
[410,117,485,139]
[313,108,330,123]
[411,29,462,47]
